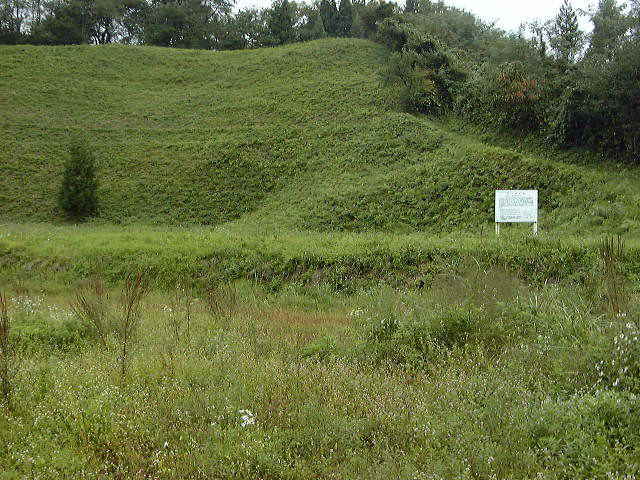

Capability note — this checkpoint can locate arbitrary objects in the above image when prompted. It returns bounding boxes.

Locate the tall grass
[116,273,148,382]
[0,275,638,477]
[0,292,13,406]
[72,276,111,345]
[599,235,629,316]
[161,286,193,375]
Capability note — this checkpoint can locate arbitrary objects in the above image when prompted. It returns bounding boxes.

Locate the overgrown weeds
[0,292,15,407]
[72,276,111,346]
[598,235,629,317]
[1,277,640,477]
[116,273,148,382]
[161,286,193,375]
[206,284,238,316]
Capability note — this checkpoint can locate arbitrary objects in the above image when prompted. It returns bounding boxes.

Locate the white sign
[495,190,538,223]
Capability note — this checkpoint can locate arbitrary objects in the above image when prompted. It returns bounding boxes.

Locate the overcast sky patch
[233,0,596,33]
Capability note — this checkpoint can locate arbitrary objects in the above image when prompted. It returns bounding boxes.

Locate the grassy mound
[2,39,639,233]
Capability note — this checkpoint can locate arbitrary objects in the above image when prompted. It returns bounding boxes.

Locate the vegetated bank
[1,224,639,292]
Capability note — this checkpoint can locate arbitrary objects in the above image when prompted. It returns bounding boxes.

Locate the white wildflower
[238,409,256,427]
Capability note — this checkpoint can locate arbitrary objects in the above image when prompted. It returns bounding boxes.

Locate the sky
[233,0,597,33]
[442,0,594,32]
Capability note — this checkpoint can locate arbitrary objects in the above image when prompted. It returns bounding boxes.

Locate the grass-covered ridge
[2,38,639,233]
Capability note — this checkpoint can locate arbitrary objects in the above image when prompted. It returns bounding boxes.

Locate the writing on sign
[495,190,538,223]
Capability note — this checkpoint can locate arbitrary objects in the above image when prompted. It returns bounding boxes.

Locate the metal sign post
[495,190,538,235]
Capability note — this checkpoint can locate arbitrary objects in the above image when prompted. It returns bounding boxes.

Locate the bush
[459,61,543,131]
[379,17,465,114]
[58,140,98,221]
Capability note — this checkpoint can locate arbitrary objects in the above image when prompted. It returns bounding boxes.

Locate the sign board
[495,190,538,223]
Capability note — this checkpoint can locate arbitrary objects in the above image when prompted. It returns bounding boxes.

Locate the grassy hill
[1,38,639,234]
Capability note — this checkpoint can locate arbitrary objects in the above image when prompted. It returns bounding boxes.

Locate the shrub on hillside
[379,17,465,114]
[459,61,543,131]
[58,140,98,221]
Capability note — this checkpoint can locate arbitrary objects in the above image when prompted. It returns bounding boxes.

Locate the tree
[299,9,325,41]
[143,0,231,48]
[58,141,98,221]
[357,0,394,39]
[404,0,416,14]
[546,0,583,64]
[216,9,268,49]
[267,0,295,45]
[528,21,548,59]
[588,0,630,57]
[0,0,29,43]
[319,0,338,36]
[311,11,325,38]
[632,0,640,37]
[337,0,352,36]
[29,0,89,44]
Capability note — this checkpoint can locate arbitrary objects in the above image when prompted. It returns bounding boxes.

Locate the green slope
[1,38,639,233]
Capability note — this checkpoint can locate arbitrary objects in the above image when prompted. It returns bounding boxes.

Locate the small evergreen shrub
[58,140,98,221]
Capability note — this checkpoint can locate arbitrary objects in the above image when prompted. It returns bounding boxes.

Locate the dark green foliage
[58,140,98,221]
[357,0,395,39]
[632,0,640,37]
[143,0,216,49]
[380,17,465,113]
[459,61,542,130]
[216,9,269,50]
[266,0,296,45]
[588,0,630,57]
[337,0,353,37]
[410,0,485,54]
[298,4,326,41]
[28,0,148,45]
[549,40,640,157]
[307,12,326,40]
[319,0,339,36]
[404,0,416,14]
[0,0,27,44]
[29,1,88,45]
[402,0,640,160]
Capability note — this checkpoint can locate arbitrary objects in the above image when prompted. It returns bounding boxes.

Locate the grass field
[2,38,640,478]
[0,267,639,479]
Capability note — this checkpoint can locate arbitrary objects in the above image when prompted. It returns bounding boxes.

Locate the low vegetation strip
[1,224,639,290]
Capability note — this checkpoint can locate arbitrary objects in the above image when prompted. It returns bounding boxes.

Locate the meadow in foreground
[0,261,638,479]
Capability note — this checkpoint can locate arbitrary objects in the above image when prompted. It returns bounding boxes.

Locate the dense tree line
[1,0,639,160]
[0,0,377,48]
[381,0,640,161]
